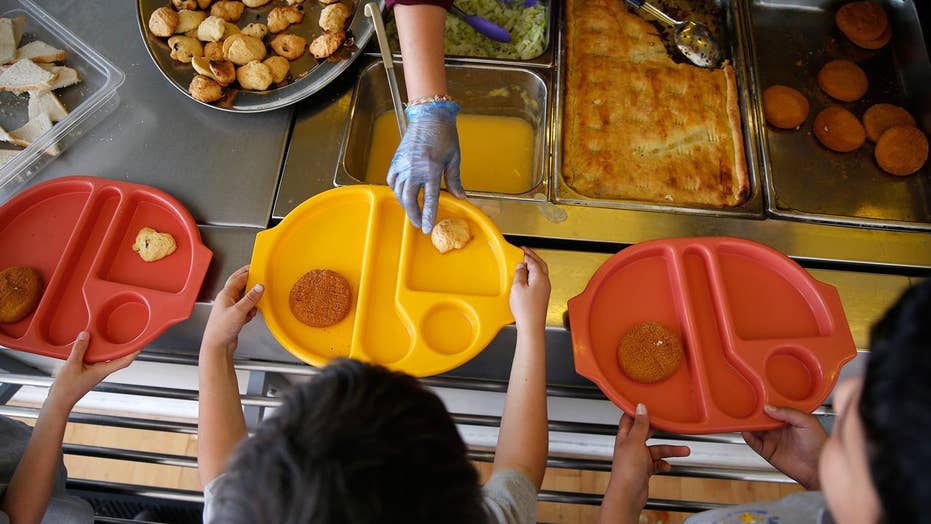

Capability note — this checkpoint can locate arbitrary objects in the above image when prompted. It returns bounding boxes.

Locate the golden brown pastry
[431,218,473,254]
[0,267,43,324]
[192,57,236,86]
[149,7,179,38]
[817,59,868,102]
[204,41,224,61]
[813,106,866,153]
[875,126,928,176]
[762,85,809,129]
[836,1,888,42]
[198,0,214,8]
[167,35,203,63]
[240,22,269,40]
[270,33,306,61]
[243,0,272,7]
[132,227,178,262]
[268,6,304,34]
[237,60,274,91]
[197,15,226,42]
[175,9,207,34]
[223,33,266,65]
[172,0,198,10]
[210,1,245,22]
[309,31,344,59]
[263,55,290,84]
[289,269,352,328]
[319,3,351,32]
[617,321,683,384]
[862,103,916,142]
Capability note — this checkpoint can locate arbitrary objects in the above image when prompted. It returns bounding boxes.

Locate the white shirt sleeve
[482,470,538,524]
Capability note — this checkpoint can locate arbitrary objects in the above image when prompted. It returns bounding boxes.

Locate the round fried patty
[289,269,352,328]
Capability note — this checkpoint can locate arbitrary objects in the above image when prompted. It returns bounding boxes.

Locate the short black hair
[211,358,484,524]
[860,279,931,524]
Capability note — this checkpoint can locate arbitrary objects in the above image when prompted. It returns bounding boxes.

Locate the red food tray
[568,237,856,434]
[0,176,211,362]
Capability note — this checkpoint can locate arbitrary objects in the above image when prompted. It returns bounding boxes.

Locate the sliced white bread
[0,59,56,91]
[28,90,68,122]
[11,17,24,47]
[0,18,15,65]
[9,112,59,155]
[0,122,12,143]
[38,64,79,90]
[0,148,20,167]
[16,40,67,63]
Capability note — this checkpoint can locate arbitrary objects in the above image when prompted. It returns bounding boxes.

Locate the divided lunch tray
[0,176,212,362]
[568,237,856,434]
[248,185,523,377]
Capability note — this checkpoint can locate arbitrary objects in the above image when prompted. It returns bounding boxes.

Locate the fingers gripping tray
[248,185,523,377]
[568,237,856,434]
[0,176,212,362]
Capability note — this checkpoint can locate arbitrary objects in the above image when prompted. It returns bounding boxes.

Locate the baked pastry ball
[817,59,868,102]
[431,218,473,254]
[167,35,203,63]
[289,269,352,328]
[223,34,266,65]
[835,1,888,42]
[241,22,269,40]
[268,6,305,33]
[175,9,207,34]
[197,16,226,42]
[0,267,43,324]
[210,1,245,23]
[149,7,179,38]
[309,31,345,59]
[237,60,274,91]
[192,57,236,86]
[263,55,290,84]
[133,227,178,262]
[617,321,684,384]
[172,0,198,10]
[875,126,929,176]
[319,3,351,33]
[243,0,272,7]
[862,103,916,142]
[270,33,307,61]
[189,74,224,102]
[763,85,809,129]
[814,106,866,152]
[204,41,224,61]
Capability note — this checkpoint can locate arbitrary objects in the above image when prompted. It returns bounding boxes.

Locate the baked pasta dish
[562,0,749,207]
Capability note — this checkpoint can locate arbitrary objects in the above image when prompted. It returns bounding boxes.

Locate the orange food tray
[0,176,212,362]
[248,186,523,377]
[568,237,856,434]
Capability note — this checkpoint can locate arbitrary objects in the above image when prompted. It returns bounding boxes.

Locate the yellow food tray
[247,186,523,377]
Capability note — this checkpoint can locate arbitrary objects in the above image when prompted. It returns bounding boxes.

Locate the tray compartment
[765,346,819,402]
[94,292,150,346]
[419,301,478,356]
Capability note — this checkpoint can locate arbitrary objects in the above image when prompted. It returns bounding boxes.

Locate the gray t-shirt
[203,468,537,524]
[685,491,834,524]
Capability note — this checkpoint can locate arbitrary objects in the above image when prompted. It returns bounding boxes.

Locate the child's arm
[599,405,691,524]
[0,332,137,523]
[198,265,263,488]
[741,404,827,490]
[494,248,550,489]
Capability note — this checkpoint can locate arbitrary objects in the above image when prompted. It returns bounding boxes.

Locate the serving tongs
[625,0,723,68]
[365,2,407,134]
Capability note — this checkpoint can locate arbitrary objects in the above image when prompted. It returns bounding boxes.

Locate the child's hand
[509,248,551,329]
[47,332,139,412]
[600,404,691,523]
[201,265,264,359]
[742,404,827,490]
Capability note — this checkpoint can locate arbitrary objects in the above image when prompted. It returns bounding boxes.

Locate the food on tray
[211,1,246,23]
[289,269,352,328]
[0,18,17,64]
[168,35,202,63]
[0,59,55,91]
[835,1,890,49]
[813,106,865,153]
[874,126,928,176]
[817,59,868,102]
[762,85,809,129]
[172,0,198,10]
[269,33,307,61]
[28,90,67,122]
[176,9,207,34]
[309,31,345,59]
[149,7,179,37]
[241,22,268,40]
[197,15,226,42]
[431,218,473,254]
[562,0,748,207]
[862,103,916,143]
[236,60,273,90]
[192,56,235,86]
[0,266,43,324]
[617,321,683,384]
[319,3,351,33]
[366,112,534,194]
[132,227,178,262]
[15,41,66,63]
[268,6,304,33]
[244,0,273,7]
[189,73,223,102]
[263,55,290,83]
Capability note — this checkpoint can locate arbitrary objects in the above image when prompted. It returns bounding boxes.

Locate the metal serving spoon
[450,4,512,43]
[625,0,722,68]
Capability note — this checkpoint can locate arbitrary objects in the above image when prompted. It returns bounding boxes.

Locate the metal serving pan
[552,0,765,218]
[749,0,931,231]
[335,59,551,202]
[135,0,381,113]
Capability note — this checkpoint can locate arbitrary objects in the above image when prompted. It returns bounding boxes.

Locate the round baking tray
[135,0,380,113]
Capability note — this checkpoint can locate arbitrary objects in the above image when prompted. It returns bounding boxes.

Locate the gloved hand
[387,100,465,234]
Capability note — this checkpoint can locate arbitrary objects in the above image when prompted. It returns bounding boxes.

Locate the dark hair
[860,279,931,524]
[211,359,484,524]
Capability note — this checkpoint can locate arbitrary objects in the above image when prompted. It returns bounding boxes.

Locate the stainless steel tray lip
[135,0,383,114]
[333,58,552,203]
[768,208,931,233]
[551,0,765,218]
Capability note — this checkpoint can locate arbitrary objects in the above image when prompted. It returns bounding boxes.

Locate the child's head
[211,358,485,524]
[819,279,931,523]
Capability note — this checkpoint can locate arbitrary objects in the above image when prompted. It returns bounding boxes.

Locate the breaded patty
[0,266,44,324]
[617,321,684,384]
[289,269,352,328]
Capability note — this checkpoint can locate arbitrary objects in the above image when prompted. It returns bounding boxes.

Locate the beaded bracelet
[406,94,455,107]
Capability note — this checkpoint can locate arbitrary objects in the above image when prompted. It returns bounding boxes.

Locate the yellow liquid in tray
[364,113,535,195]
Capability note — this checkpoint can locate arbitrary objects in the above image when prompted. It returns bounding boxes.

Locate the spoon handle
[451,5,513,42]
[625,0,678,27]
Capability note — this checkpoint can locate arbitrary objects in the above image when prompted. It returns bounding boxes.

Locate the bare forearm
[394,4,447,99]
[198,350,248,487]
[494,326,548,489]
[1,400,70,523]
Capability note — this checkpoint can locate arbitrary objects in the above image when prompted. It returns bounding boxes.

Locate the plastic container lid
[569,237,856,434]
[248,185,522,377]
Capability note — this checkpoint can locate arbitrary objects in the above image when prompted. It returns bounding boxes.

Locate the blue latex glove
[386,100,465,234]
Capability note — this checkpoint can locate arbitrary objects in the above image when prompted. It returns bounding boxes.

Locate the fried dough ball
[431,218,472,254]
[268,6,304,33]
[223,33,267,65]
[289,270,352,328]
[224,21,240,38]
[0,267,43,324]
[813,105,866,153]
[244,0,272,6]
[192,56,236,86]
[241,22,268,40]
[862,103,916,142]
[175,9,207,34]
[189,74,224,102]
[319,3,351,32]
[309,30,344,59]
[263,55,290,83]
[817,59,868,102]
[204,41,224,60]
[133,228,177,262]
[270,33,306,61]
[171,0,198,10]
[149,7,179,38]
[237,60,274,90]
[210,0,245,22]
[618,321,684,384]
[836,1,888,42]
[762,85,809,129]
[875,126,929,176]
[198,0,213,7]
[168,35,203,63]
[197,15,226,42]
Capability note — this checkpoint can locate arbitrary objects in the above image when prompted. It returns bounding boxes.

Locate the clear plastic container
[0,0,124,198]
